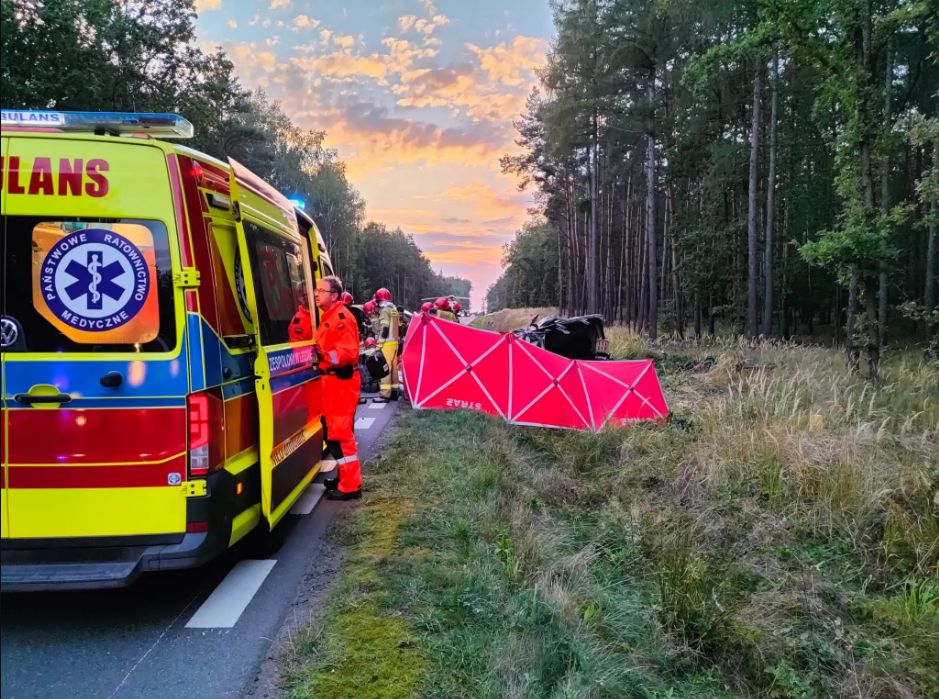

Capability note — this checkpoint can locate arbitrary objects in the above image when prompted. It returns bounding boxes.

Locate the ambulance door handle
[14,392,72,405]
[100,371,124,388]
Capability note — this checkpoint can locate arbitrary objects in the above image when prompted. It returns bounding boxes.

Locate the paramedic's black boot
[322,477,339,492]
[372,396,392,403]
[326,488,362,501]
[358,397,368,404]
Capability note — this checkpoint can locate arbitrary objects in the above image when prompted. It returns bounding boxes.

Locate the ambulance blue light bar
[288,197,306,211]
[0,110,194,139]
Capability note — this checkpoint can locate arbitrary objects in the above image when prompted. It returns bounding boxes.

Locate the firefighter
[313,275,362,501]
[372,287,400,402]
[362,299,379,340]
[434,296,457,322]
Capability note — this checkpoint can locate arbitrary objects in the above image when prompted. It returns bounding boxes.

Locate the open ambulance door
[228,159,323,529]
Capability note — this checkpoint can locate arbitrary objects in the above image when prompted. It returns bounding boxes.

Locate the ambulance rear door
[228,159,323,528]
[1,134,189,543]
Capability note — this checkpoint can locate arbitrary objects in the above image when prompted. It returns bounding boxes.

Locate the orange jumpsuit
[290,305,313,341]
[315,303,362,493]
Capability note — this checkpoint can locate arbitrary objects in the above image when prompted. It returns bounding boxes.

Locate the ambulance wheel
[238,517,294,559]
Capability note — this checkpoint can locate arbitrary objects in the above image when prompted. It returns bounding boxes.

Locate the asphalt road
[0,398,400,699]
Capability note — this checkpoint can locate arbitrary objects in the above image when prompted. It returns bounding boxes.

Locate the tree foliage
[497,0,936,372]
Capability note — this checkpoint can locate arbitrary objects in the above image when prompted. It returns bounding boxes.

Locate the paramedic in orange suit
[289,296,313,341]
[314,275,362,501]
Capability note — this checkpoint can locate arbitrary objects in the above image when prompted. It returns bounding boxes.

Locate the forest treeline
[491,0,937,381]
[0,0,470,309]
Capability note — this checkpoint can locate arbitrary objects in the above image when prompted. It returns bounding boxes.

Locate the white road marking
[368,401,387,410]
[185,559,277,629]
[355,417,376,430]
[290,483,325,515]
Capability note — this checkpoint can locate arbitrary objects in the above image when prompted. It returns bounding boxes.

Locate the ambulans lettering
[40,229,150,331]
[0,156,109,197]
[0,110,65,126]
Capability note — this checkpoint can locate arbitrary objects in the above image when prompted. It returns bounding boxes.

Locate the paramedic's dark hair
[322,275,343,295]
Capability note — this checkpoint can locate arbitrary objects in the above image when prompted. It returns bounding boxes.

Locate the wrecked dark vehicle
[513,314,610,360]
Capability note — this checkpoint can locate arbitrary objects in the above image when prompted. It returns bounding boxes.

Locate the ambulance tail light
[188,390,223,476]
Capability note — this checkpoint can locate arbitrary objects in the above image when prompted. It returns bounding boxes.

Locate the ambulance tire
[237,516,295,559]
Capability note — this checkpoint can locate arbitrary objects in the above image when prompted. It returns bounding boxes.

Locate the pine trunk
[746,68,761,337]
[762,52,778,337]
[925,139,937,325]
[645,65,658,340]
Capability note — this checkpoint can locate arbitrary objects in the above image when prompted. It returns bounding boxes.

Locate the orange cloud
[389,36,546,122]
[424,248,502,265]
[213,25,547,307]
[292,15,319,30]
[333,34,356,49]
[467,36,547,87]
[290,52,390,83]
[438,180,528,221]
[195,0,221,11]
[229,42,279,72]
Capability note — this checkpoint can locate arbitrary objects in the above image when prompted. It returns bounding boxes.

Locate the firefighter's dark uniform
[315,303,362,494]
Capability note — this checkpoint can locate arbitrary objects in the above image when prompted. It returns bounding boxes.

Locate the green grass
[281,335,939,698]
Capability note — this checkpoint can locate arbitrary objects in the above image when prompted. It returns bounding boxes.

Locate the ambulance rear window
[244,222,313,346]
[1,217,177,353]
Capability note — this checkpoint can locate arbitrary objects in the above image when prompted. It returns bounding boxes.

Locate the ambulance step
[1,547,148,591]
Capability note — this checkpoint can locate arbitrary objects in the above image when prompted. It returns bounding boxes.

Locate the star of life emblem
[40,229,150,331]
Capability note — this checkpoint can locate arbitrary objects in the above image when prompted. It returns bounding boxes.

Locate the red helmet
[452,302,462,313]
[421,301,433,312]
[364,337,377,349]
[341,291,353,305]
[362,300,377,315]
[434,297,449,309]
[375,287,392,303]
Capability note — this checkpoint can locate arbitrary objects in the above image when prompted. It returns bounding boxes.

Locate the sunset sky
[193,0,554,309]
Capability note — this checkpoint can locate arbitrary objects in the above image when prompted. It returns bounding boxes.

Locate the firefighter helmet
[364,337,377,349]
[363,300,377,315]
[421,301,433,312]
[341,291,354,305]
[434,297,450,310]
[452,302,462,314]
[375,287,392,303]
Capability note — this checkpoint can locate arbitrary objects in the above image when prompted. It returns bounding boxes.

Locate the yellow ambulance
[1,110,330,590]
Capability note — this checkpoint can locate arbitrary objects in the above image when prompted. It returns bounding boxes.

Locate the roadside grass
[283,329,938,698]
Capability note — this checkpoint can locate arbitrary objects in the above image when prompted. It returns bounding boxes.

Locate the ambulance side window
[244,222,312,345]
[0,216,177,353]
